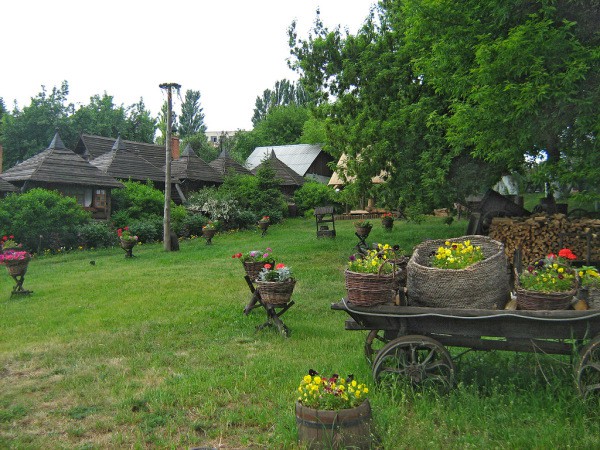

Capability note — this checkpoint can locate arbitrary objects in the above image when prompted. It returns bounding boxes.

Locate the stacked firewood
[489,214,600,264]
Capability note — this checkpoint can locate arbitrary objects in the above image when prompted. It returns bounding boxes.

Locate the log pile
[489,214,600,264]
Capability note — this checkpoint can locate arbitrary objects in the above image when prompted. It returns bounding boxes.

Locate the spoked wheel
[576,335,600,399]
[365,330,398,365]
[372,335,455,392]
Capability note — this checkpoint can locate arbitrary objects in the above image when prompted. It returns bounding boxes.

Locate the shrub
[179,213,208,238]
[0,188,90,252]
[129,218,163,243]
[111,180,173,223]
[186,187,240,228]
[293,181,338,214]
[76,222,117,249]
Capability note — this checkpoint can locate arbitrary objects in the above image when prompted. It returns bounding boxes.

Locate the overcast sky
[2,0,375,132]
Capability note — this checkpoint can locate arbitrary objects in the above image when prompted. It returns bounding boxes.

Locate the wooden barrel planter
[382,218,394,230]
[296,399,372,450]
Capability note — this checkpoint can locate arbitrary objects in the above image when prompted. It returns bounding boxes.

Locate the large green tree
[288,1,600,210]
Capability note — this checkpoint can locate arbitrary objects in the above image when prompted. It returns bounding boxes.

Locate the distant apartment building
[205,131,240,147]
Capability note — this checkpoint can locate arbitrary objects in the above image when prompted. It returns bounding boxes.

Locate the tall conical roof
[208,149,252,176]
[251,150,305,186]
[170,144,223,183]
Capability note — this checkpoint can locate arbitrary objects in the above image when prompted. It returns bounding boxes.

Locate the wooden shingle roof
[76,134,165,169]
[90,136,170,183]
[0,177,18,192]
[170,144,223,183]
[251,151,305,186]
[1,132,124,188]
[208,149,252,176]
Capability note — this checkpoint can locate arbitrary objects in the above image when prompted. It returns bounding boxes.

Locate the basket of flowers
[1,236,31,277]
[345,244,403,306]
[578,265,600,309]
[516,248,578,310]
[354,220,372,238]
[117,227,138,249]
[232,248,275,280]
[381,213,394,230]
[406,235,510,309]
[255,263,295,305]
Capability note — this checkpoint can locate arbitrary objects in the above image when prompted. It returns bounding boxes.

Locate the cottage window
[94,190,106,209]
[84,189,93,207]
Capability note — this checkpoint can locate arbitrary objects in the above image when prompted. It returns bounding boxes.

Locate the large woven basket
[243,260,274,280]
[345,268,401,306]
[355,226,372,237]
[5,257,30,277]
[255,279,296,305]
[406,235,510,309]
[515,269,576,310]
[581,288,600,309]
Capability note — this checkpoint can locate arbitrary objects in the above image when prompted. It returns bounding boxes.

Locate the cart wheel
[365,330,394,365]
[372,335,455,392]
[576,335,600,399]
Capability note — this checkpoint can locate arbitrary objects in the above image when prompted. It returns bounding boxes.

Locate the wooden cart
[331,299,600,397]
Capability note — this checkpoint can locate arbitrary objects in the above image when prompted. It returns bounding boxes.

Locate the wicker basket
[345,268,401,306]
[120,239,136,250]
[515,268,577,310]
[355,226,372,237]
[255,279,296,305]
[243,260,274,280]
[406,235,510,309]
[4,257,30,277]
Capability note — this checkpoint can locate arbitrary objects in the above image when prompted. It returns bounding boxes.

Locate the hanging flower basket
[255,279,296,305]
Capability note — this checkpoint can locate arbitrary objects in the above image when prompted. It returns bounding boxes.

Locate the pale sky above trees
[2,0,374,132]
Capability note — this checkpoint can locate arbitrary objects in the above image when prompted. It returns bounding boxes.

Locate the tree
[252,79,311,126]
[71,93,128,139]
[124,98,156,143]
[0,81,74,168]
[156,101,178,146]
[288,1,600,211]
[179,90,207,139]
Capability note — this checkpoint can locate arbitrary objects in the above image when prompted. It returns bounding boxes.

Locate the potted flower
[345,243,403,306]
[258,216,270,235]
[0,235,32,284]
[354,220,372,238]
[516,248,578,310]
[202,220,218,244]
[577,266,600,309]
[117,227,138,257]
[406,235,510,309]
[381,213,394,230]
[296,369,372,449]
[255,263,295,305]
[232,248,275,280]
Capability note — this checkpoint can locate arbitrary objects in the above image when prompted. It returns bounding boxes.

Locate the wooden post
[159,82,181,251]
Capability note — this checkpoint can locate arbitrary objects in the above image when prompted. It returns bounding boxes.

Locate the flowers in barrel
[255,262,295,304]
[431,239,484,270]
[354,220,372,229]
[348,243,402,274]
[381,212,394,229]
[117,226,138,244]
[297,369,369,410]
[519,248,577,293]
[258,215,270,224]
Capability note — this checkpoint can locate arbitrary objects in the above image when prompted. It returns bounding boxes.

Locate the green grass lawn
[1,217,598,449]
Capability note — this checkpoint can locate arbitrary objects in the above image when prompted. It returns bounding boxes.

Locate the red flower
[263,263,272,270]
[117,228,123,237]
[558,248,577,260]
[232,252,242,258]
[9,235,14,239]
[2,236,6,241]
[275,263,286,269]
[547,253,556,259]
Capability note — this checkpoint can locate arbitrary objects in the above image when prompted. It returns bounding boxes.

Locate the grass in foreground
[0,217,598,449]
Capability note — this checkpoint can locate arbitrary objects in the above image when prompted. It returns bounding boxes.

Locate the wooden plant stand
[10,273,33,297]
[243,275,293,337]
[355,232,370,255]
